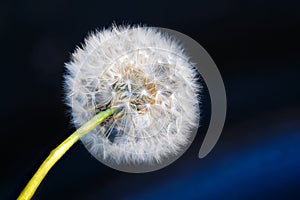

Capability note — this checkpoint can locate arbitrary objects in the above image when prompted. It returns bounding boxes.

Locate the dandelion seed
[64,25,201,168]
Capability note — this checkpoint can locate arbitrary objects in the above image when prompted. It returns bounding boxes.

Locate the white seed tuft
[64,25,201,165]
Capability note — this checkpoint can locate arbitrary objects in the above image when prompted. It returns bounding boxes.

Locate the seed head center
[110,64,157,114]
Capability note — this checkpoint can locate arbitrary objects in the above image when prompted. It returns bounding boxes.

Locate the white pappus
[64,25,201,165]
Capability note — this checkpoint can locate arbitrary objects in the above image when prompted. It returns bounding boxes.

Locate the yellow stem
[17,107,119,200]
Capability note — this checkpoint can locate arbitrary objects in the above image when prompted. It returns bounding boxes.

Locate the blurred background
[0,0,299,199]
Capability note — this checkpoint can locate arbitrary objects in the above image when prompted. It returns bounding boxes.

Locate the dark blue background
[0,0,299,199]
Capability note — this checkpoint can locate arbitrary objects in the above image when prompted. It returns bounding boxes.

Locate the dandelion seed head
[64,25,201,170]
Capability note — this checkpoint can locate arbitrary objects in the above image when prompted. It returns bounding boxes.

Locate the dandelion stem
[17,107,119,200]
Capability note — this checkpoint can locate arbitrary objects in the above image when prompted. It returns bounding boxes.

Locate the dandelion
[65,25,201,165]
[18,25,201,200]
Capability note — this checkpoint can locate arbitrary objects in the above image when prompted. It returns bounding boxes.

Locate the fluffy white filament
[64,26,200,165]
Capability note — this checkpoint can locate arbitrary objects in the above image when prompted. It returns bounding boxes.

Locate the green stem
[17,107,119,200]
